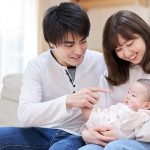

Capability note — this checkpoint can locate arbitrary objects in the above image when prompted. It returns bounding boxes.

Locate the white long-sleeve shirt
[18,49,106,135]
[86,103,150,141]
[97,65,150,142]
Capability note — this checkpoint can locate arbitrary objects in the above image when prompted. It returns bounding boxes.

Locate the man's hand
[66,87,110,109]
[82,127,116,146]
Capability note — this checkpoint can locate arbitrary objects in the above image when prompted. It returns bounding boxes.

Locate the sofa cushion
[1,73,22,102]
[0,97,19,126]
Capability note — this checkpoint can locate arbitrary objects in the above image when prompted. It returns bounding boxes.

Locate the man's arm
[18,62,103,127]
[18,62,73,126]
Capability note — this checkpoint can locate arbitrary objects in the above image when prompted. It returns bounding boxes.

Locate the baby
[82,79,150,141]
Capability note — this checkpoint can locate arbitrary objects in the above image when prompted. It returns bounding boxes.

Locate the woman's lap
[79,139,150,150]
[78,144,103,150]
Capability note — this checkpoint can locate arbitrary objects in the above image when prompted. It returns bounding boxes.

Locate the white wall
[49,0,70,6]
[38,0,150,52]
[87,4,150,51]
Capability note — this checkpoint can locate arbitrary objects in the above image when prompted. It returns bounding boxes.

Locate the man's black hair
[43,2,90,47]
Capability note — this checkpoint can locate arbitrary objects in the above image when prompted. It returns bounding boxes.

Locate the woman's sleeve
[97,70,112,108]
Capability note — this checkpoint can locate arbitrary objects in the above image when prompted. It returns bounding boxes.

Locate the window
[0,0,38,88]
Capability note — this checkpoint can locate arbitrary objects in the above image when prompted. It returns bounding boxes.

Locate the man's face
[52,33,88,67]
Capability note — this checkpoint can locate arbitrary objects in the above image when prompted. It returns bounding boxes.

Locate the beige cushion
[0,98,19,126]
[1,73,22,102]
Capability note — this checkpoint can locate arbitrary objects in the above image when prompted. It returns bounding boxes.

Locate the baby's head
[124,79,150,111]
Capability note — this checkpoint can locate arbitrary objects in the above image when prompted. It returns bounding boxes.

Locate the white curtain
[0,0,38,88]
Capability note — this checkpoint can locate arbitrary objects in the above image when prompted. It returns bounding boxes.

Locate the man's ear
[49,42,56,48]
[143,102,150,110]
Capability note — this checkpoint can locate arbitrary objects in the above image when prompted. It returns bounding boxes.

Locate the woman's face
[115,34,146,64]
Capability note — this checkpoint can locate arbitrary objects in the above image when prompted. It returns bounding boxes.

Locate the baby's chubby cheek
[128,102,139,111]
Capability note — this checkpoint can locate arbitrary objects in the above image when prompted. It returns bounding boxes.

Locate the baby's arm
[81,107,92,121]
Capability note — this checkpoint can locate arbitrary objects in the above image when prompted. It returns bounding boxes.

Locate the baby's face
[124,81,148,111]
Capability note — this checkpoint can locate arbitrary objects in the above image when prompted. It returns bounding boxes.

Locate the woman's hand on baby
[82,126,116,146]
[101,127,118,139]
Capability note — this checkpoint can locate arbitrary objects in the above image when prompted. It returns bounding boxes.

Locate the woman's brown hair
[103,10,150,86]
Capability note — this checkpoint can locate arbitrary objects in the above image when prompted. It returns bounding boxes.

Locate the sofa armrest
[0,73,23,126]
[1,73,23,102]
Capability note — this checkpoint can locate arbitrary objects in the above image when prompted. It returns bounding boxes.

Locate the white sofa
[0,73,22,126]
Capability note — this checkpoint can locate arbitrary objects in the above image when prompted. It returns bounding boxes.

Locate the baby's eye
[132,94,136,97]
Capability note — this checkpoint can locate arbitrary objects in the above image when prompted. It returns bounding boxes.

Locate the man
[0,2,105,150]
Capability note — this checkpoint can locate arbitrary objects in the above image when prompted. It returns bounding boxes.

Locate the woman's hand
[82,127,116,146]
[101,128,118,139]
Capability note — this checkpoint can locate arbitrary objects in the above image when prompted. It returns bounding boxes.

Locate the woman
[79,10,150,150]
